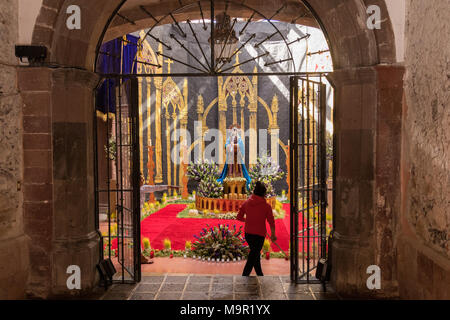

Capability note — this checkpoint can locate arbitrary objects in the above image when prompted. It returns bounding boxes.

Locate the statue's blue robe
[217,136,252,190]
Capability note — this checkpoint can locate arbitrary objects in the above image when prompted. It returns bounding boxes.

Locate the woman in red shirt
[237,181,277,276]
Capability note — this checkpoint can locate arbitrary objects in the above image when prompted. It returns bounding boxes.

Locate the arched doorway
[22,0,401,298]
[93,0,334,284]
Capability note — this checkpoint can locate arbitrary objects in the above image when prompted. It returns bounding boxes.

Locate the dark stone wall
[0,0,29,299]
[399,0,450,299]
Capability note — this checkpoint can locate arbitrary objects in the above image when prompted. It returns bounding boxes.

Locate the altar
[191,124,278,214]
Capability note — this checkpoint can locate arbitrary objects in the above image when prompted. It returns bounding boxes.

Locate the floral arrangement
[104,138,117,161]
[141,201,164,220]
[191,224,249,261]
[102,225,118,259]
[216,212,238,220]
[187,159,220,182]
[163,238,172,251]
[262,238,272,260]
[142,237,152,257]
[198,176,223,198]
[187,160,223,198]
[248,155,284,197]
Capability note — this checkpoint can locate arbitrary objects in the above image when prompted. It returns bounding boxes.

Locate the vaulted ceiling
[104,0,318,41]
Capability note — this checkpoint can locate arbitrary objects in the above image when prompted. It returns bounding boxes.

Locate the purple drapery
[96,34,139,114]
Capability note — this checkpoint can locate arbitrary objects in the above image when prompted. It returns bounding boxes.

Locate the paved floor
[140,257,290,275]
[100,274,339,300]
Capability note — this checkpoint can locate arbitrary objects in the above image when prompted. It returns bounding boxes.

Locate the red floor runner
[110,204,320,253]
[139,204,292,252]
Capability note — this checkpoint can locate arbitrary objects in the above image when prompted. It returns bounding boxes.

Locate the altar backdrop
[97,21,333,194]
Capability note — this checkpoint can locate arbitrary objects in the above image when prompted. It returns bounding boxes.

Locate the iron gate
[289,76,329,284]
[94,77,141,283]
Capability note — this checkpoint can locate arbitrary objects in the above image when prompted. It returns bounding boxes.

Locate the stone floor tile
[235,294,262,300]
[130,293,156,300]
[212,276,234,283]
[211,283,233,292]
[165,276,188,284]
[156,292,183,300]
[160,283,186,292]
[234,283,259,293]
[108,284,137,292]
[283,283,311,294]
[261,293,288,300]
[258,276,281,283]
[287,293,315,300]
[135,283,161,293]
[141,276,165,283]
[209,292,234,300]
[308,284,326,293]
[234,276,259,284]
[189,275,212,283]
[182,292,210,300]
[185,282,211,292]
[260,283,285,294]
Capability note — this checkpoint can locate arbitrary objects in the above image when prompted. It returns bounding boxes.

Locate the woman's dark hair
[253,181,267,197]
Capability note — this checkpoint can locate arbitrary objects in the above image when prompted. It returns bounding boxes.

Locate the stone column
[18,67,100,298]
[327,65,402,298]
[374,65,404,296]
[51,68,100,297]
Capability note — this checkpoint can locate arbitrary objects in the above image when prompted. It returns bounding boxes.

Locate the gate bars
[290,76,329,284]
[93,73,330,285]
[94,77,141,283]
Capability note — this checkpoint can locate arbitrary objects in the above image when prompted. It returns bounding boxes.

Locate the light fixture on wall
[209,12,238,64]
[15,45,47,64]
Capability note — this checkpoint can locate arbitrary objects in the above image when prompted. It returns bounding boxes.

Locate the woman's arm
[266,207,276,241]
[236,203,246,222]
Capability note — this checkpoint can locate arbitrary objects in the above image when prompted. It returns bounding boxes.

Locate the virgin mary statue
[217,125,252,190]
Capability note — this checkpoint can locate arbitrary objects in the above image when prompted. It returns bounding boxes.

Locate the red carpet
[139,204,293,252]
[110,204,319,253]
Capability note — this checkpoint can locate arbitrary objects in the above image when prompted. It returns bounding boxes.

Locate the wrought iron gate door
[94,77,141,283]
[289,76,328,284]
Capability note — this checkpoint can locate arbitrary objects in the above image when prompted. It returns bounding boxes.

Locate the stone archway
[21,0,401,298]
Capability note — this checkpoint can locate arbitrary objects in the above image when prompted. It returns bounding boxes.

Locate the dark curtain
[96,34,139,114]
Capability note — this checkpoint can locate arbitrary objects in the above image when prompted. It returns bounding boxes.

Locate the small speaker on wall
[97,258,116,289]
